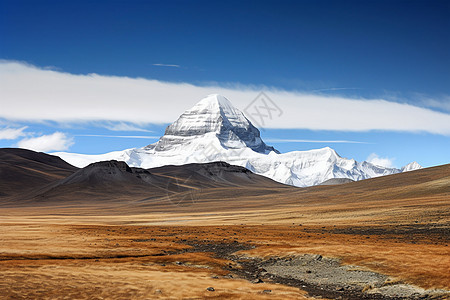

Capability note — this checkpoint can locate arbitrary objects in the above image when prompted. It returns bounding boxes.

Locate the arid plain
[0,149,449,299]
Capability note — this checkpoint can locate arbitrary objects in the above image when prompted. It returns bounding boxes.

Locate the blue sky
[0,0,449,168]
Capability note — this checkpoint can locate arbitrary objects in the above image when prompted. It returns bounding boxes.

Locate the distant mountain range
[1,148,447,217]
[54,94,422,187]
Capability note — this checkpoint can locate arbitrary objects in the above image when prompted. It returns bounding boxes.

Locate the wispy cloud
[1,60,450,136]
[265,138,370,144]
[0,126,28,140]
[421,95,450,113]
[76,134,160,139]
[152,63,180,68]
[101,122,153,132]
[17,132,74,152]
[366,153,395,168]
[311,87,361,92]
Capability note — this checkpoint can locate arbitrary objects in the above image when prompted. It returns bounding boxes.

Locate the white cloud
[1,60,450,135]
[17,132,74,152]
[152,63,180,68]
[311,87,361,92]
[366,153,395,168]
[0,126,27,140]
[103,122,153,132]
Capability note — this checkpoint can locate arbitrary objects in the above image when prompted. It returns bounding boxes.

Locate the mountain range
[1,147,447,217]
[54,94,422,187]
[0,148,290,210]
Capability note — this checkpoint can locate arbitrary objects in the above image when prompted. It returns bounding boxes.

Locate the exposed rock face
[57,160,142,186]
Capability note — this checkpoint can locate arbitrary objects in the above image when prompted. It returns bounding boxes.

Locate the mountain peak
[87,160,132,173]
[195,94,233,109]
[148,94,278,154]
[401,161,422,172]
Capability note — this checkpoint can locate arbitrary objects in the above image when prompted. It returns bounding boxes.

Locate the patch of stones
[258,254,449,300]
[183,240,449,299]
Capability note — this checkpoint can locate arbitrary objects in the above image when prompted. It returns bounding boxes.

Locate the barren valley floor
[0,214,448,299]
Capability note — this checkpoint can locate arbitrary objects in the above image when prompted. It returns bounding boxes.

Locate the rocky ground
[183,240,449,300]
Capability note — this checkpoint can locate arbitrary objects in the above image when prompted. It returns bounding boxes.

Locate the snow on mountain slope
[148,94,277,154]
[401,161,422,172]
[53,94,422,187]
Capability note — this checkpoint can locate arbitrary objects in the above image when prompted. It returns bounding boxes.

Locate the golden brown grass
[0,223,309,300]
[0,222,448,299]
[0,164,448,298]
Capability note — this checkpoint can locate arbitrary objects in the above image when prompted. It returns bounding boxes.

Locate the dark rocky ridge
[0,148,77,198]
[0,149,288,205]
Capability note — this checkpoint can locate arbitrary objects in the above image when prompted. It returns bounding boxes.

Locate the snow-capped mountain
[148,94,277,154]
[401,161,422,172]
[54,94,422,187]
